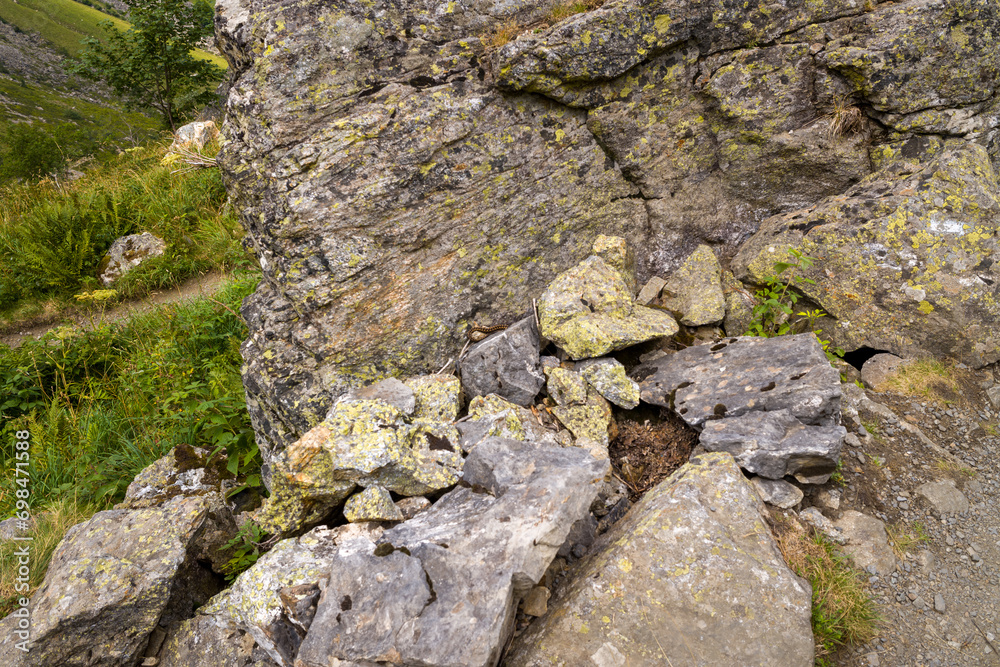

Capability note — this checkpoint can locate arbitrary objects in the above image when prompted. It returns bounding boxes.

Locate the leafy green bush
[0,270,262,517]
[0,141,249,314]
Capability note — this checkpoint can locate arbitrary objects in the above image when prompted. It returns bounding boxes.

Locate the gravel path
[823,365,1000,666]
[0,271,228,348]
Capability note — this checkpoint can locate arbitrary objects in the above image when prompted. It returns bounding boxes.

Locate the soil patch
[609,404,698,501]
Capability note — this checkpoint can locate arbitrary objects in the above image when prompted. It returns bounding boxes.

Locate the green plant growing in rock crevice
[221,520,270,581]
[745,249,844,364]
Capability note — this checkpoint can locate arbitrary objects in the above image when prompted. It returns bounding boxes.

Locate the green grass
[0,139,252,317]
[0,498,94,615]
[0,77,162,144]
[771,513,880,664]
[0,270,263,614]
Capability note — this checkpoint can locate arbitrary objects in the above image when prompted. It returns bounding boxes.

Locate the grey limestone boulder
[0,496,218,667]
[459,316,545,406]
[199,524,378,667]
[634,333,842,428]
[296,438,609,667]
[538,251,678,360]
[505,452,814,667]
[158,613,279,667]
[699,409,845,484]
[97,232,166,286]
[577,357,641,409]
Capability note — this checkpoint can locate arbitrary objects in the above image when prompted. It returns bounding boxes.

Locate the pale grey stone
[634,334,842,428]
[343,378,416,416]
[799,507,847,545]
[916,480,970,514]
[505,453,814,667]
[861,353,908,390]
[750,477,804,509]
[833,510,898,576]
[636,276,666,304]
[98,232,167,286]
[577,358,641,409]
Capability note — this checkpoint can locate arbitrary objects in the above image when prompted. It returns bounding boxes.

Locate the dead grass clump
[879,358,961,404]
[481,19,522,51]
[770,512,880,661]
[827,96,865,140]
[608,407,697,500]
[545,0,604,23]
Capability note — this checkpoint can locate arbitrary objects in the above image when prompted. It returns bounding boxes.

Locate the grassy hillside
[0,139,251,318]
[0,0,224,65]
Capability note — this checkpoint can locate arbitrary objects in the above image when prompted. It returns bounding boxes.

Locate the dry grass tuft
[879,358,960,404]
[481,19,522,51]
[885,521,929,558]
[827,96,865,140]
[770,512,880,660]
[481,0,606,51]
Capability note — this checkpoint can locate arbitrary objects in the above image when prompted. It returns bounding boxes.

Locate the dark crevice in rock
[842,346,892,371]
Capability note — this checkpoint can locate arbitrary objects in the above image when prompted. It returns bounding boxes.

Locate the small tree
[73,0,224,131]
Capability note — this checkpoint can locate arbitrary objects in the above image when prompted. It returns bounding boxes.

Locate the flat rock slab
[917,480,970,514]
[751,477,804,509]
[459,316,545,406]
[297,439,609,667]
[699,409,845,482]
[833,510,898,576]
[0,496,210,667]
[505,452,814,667]
[633,334,842,428]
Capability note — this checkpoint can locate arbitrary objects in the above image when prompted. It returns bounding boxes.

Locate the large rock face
[504,452,815,666]
[733,144,1000,366]
[217,0,1000,458]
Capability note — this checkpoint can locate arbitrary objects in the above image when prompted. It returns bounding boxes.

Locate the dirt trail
[0,271,229,348]
[823,363,1000,666]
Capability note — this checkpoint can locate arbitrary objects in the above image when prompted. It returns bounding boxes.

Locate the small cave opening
[841,346,891,371]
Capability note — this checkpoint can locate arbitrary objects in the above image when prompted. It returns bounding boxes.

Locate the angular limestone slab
[0,496,211,667]
[505,453,814,667]
[539,254,678,360]
[297,439,609,667]
[459,316,545,406]
[634,333,842,428]
[699,409,845,483]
